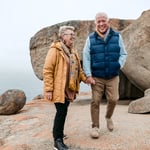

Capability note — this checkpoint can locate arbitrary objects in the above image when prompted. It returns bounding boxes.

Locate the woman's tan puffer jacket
[43,41,86,103]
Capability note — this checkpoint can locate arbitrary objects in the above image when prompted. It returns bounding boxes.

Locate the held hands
[45,92,53,101]
[86,76,95,85]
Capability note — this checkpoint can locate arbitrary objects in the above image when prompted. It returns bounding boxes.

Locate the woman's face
[62,29,75,48]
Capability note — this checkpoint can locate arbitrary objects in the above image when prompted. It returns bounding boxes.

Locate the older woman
[43,25,87,150]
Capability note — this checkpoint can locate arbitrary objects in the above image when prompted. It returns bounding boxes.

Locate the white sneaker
[106,118,114,131]
[90,127,99,138]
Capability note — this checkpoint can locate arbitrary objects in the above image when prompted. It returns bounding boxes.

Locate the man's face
[95,16,109,34]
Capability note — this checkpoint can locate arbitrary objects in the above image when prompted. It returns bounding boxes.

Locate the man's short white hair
[58,25,75,38]
[95,12,109,21]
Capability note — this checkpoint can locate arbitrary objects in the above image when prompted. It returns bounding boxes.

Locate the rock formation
[29,10,150,113]
[121,10,150,113]
[122,10,150,91]
[0,89,26,115]
[30,18,143,99]
[30,19,133,80]
[128,89,150,113]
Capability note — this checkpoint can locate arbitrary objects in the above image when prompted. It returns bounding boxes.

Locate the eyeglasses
[64,33,75,37]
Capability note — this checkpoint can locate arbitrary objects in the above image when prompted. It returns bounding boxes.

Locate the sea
[0,69,91,101]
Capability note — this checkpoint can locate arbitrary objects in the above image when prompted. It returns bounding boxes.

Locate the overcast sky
[0,0,150,73]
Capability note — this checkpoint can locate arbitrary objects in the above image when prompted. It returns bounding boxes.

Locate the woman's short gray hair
[58,25,75,38]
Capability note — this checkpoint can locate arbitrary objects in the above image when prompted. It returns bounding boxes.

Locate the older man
[83,12,127,138]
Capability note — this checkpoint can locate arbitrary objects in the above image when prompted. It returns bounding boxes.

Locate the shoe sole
[90,135,99,139]
[54,146,69,150]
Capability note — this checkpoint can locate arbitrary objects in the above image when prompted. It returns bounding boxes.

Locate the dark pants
[53,99,70,141]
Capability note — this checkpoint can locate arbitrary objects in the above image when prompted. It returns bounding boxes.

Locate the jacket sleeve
[79,65,87,83]
[75,51,87,83]
[43,47,57,92]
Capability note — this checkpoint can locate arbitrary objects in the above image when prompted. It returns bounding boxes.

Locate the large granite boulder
[30,18,143,99]
[121,10,150,113]
[29,19,133,80]
[0,89,26,115]
[128,89,150,113]
[29,10,150,102]
[122,10,150,91]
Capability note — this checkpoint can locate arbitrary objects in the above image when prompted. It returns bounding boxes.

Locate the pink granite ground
[1,93,150,150]
[48,98,150,150]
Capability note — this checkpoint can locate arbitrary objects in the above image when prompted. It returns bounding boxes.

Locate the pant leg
[53,99,70,140]
[105,76,119,119]
[91,77,104,128]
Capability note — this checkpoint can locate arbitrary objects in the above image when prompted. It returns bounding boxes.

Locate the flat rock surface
[0,98,150,150]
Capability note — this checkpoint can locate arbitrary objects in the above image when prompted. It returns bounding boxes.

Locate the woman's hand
[45,92,53,101]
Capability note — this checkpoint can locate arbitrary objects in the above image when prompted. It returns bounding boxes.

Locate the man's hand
[86,76,95,85]
[45,92,53,101]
